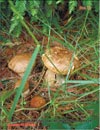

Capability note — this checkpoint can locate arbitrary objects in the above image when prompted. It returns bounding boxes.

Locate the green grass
[36,10,99,129]
[8,45,40,120]
[0,6,99,130]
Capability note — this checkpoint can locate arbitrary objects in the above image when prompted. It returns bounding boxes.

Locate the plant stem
[76,87,99,100]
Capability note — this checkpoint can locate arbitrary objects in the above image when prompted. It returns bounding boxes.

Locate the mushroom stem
[44,69,65,87]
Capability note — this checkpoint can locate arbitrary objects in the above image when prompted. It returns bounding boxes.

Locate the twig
[25,67,46,100]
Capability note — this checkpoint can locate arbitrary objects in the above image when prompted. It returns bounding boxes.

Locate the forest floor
[0,10,99,130]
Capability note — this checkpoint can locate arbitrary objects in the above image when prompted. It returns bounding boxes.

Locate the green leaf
[85,100,99,115]
[15,0,26,14]
[93,0,99,12]
[56,0,64,4]
[9,0,26,36]
[69,0,77,14]
[8,45,40,120]
[75,116,99,130]
[9,19,22,37]
[75,100,99,130]
[0,90,15,103]
[0,0,4,2]
[65,79,99,84]
[29,0,40,17]
[42,118,71,130]
[46,8,52,17]
[47,0,53,5]
[82,0,92,7]
[0,105,9,117]
[82,0,92,10]
[9,18,20,33]
[31,9,38,16]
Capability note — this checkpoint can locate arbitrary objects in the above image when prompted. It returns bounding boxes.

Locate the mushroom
[42,46,80,86]
[44,69,65,86]
[8,53,34,77]
[14,79,30,97]
[30,95,46,108]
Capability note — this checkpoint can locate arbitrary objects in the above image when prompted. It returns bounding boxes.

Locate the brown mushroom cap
[30,96,46,108]
[42,46,79,75]
[14,79,30,97]
[8,53,33,77]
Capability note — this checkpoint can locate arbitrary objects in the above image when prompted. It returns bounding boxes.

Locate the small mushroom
[42,46,80,86]
[8,53,34,77]
[30,95,46,108]
[14,79,30,97]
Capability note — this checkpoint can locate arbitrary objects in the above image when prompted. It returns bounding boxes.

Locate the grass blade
[8,45,40,120]
[65,79,99,84]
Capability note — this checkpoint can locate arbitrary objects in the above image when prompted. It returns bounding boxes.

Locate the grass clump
[0,1,99,129]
